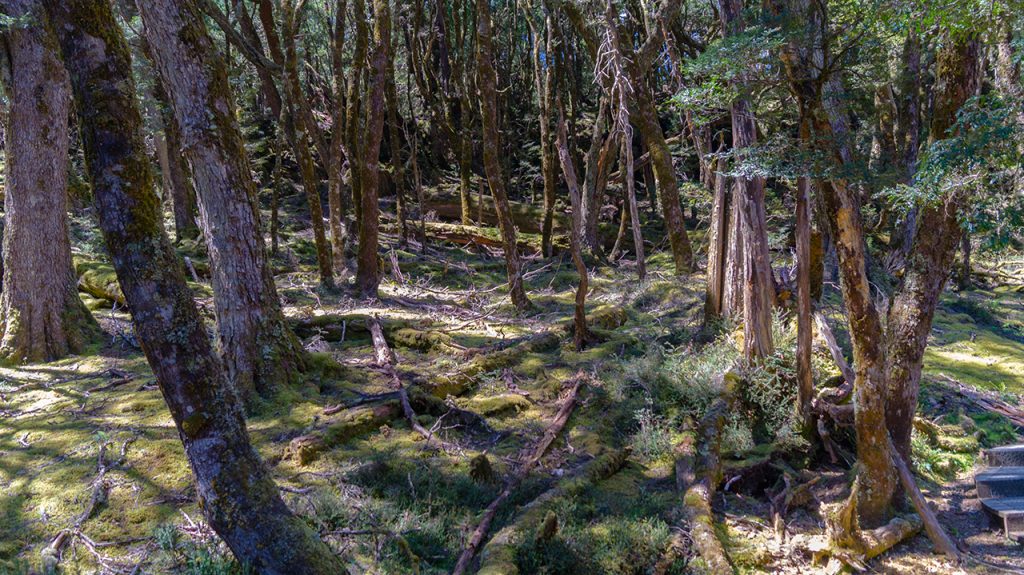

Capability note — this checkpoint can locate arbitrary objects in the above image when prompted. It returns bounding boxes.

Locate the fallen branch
[451,372,586,575]
[888,435,961,560]
[368,316,457,452]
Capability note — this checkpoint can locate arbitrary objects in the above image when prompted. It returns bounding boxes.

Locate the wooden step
[977,467,1024,499]
[982,497,1024,535]
[985,445,1024,467]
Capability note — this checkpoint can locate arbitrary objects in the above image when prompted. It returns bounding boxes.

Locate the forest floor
[2,207,1024,574]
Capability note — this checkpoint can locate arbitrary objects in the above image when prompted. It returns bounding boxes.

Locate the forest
[0,0,1023,573]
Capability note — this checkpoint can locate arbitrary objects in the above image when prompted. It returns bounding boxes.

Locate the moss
[461,393,532,416]
[73,256,125,306]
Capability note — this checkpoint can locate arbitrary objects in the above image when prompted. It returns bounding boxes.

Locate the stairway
[977,445,1024,538]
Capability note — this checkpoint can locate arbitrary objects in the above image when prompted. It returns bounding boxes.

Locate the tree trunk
[346,0,369,236]
[159,89,199,243]
[581,96,611,256]
[704,169,729,323]
[722,182,744,319]
[46,3,349,571]
[631,82,692,274]
[529,9,557,259]
[0,0,98,363]
[556,111,590,350]
[894,31,921,257]
[281,0,334,289]
[138,0,307,403]
[795,177,813,428]
[328,0,349,273]
[884,33,979,471]
[769,0,896,525]
[356,0,391,298]
[386,69,407,245]
[718,0,773,362]
[476,0,531,312]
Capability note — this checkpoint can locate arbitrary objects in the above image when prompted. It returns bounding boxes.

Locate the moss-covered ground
[3,207,1023,574]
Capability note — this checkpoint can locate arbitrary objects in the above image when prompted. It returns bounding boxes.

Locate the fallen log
[285,401,403,465]
[476,448,630,575]
[74,257,126,307]
[429,331,560,398]
[676,370,741,575]
[451,372,586,575]
[291,313,460,354]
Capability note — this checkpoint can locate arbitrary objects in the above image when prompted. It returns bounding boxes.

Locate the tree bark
[346,0,369,233]
[476,0,532,312]
[0,0,98,363]
[356,0,391,298]
[581,96,612,256]
[556,110,590,350]
[137,0,307,402]
[328,0,349,273]
[722,181,744,319]
[704,168,729,322]
[526,6,557,258]
[46,2,349,571]
[795,177,813,427]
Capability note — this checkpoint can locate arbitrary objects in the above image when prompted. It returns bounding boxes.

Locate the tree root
[451,372,586,575]
[476,448,630,575]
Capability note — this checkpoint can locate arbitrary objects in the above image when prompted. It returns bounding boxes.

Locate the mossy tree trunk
[150,70,199,244]
[137,0,307,402]
[346,0,369,235]
[883,33,979,469]
[281,0,335,290]
[0,0,98,363]
[328,0,349,272]
[476,0,532,312]
[355,0,390,298]
[45,2,349,571]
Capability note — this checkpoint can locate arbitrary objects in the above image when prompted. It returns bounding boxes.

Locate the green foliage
[881,95,1024,250]
[628,406,675,463]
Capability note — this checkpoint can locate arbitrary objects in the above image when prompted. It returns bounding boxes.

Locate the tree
[136,0,307,402]
[355,0,391,298]
[718,0,774,362]
[44,1,350,571]
[476,0,532,312]
[770,0,981,525]
[281,0,335,290]
[0,0,98,363]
